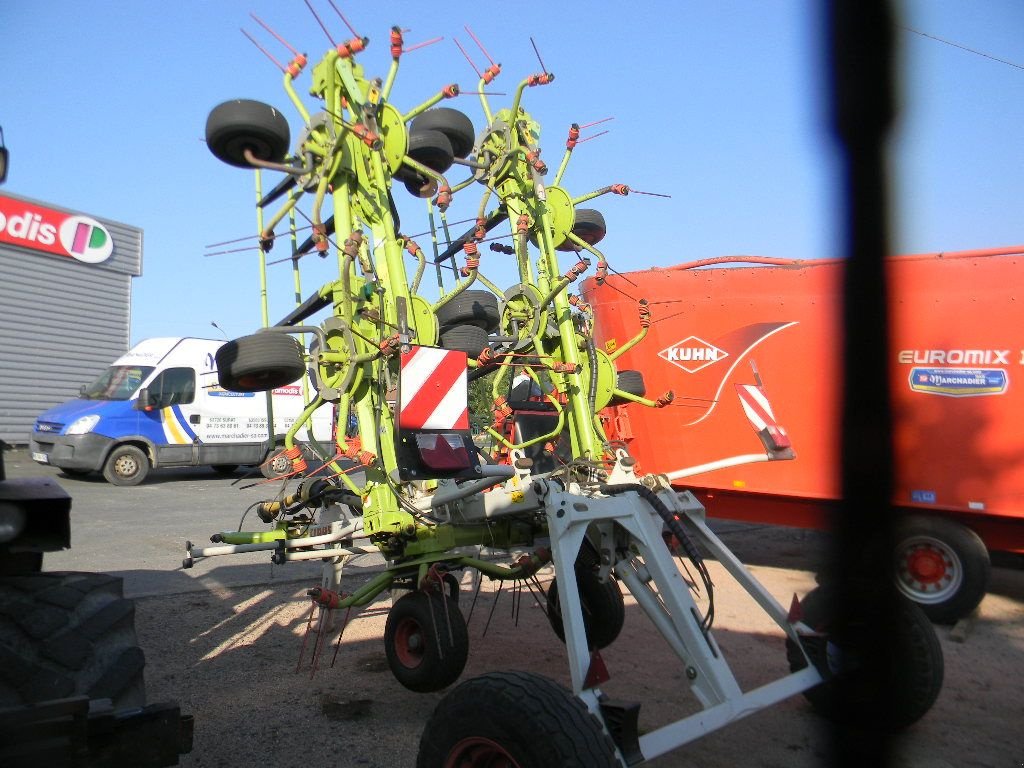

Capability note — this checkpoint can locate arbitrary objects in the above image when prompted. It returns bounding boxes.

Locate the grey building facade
[0,192,142,444]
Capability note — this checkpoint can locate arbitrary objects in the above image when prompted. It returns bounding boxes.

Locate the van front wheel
[103,445,149,486]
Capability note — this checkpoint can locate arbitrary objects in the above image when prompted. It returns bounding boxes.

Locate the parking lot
[5,447,1023,766]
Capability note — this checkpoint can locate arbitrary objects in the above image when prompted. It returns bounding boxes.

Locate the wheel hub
[394,618,425,668]
[444,737,520,768]
[897,536,962,602]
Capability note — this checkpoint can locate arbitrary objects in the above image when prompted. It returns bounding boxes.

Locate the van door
[141,366,201,465]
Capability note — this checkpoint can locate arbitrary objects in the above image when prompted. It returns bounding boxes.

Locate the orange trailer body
[584,248,1024,567]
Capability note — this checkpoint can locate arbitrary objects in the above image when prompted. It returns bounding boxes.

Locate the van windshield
[81,366,155,401]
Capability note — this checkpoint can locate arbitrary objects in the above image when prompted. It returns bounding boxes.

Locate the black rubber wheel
[102,444,149,486]
[406,129,454,174]
[436,290,501,333]
[384,591,468,693]
[0,572,146,708]
[206,99,291,168]
[416,670,618,768]
[401,175,437,199]
[261,449,293,480]
[439,325,490,358]
[211,464,239,476]
[58,468,92,479]
[785,586,944,730]
[410,108,476,159]
[609,369,646,406]
[557,208,606,252]
[546,569,626,650]
[894,515,990,624]
[216,333,306,392]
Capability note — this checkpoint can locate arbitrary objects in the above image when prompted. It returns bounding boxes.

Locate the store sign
[0,194,114,264]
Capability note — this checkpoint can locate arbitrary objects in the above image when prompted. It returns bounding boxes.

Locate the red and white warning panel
[735,383,793,455]
[397,346,477,479]
[399,346,470,431]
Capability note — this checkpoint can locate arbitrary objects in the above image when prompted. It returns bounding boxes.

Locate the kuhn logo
[658,336,728,373]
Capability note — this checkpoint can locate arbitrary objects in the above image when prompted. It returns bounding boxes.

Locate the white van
[28,337,333,485]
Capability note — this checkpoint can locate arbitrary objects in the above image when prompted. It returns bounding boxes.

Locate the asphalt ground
[4,445,1024,766]
[3,445,380,598]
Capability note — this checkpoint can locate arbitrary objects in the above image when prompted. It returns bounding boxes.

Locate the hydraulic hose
[600,482,715,631]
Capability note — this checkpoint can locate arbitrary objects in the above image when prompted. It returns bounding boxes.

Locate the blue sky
[3,1,1022,344]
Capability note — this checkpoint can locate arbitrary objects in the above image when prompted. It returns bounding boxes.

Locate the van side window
[148,367,196,407]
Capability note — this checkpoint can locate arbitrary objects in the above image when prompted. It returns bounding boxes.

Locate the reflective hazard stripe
[399,347,469,430]
[736,384,776,431]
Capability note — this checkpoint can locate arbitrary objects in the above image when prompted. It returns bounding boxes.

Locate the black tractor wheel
[894,515,990,624]
[436,290,501,333]
[102,444,149,486]
[405,129,454,174]
[557,208,607,251]
[0,572,146,709]
[439,325,490,358]
[216,333,305,393]
[609,369,646,406]
[205,99,291,168]
[410,108,476,158]
[546,569,626,649]
[785,586,944,731]
[416,670,618,768]
[384,591,469,693]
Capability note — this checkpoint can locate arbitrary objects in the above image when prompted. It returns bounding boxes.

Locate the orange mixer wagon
[583,246,1024,623]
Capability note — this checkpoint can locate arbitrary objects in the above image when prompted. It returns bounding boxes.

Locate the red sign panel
[0,194,114,263]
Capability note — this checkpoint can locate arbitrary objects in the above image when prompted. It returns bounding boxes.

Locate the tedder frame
[182,5,942,765]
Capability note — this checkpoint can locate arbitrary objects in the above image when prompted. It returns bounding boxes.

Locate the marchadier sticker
[909,367,1007,397]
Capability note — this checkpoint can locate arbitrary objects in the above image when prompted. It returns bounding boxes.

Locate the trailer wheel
[410,108,476,159]
[436,290,501,333]
[546,569,625,649]
[260,449,293,480]
[385,591,468,692]
[609,370,646,406]
[0,572,146,709]
[405,129,455,174]
[416,670,618,768]
[785,586,943,730]
[205,99,290,168]
[894,516,990,623]
[556,208,607,252]
[216,333,305,392]
[102,444,149,486]
[439,325,490,358]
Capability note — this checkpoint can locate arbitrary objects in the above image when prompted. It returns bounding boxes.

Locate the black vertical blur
[826,0,900,765]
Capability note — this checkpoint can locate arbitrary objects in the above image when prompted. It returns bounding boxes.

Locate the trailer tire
[609,370,646,405]
[216,333,305,392]
[786,586,943,730]
[0,572,146,709]
[436,290,500,333]
[410,108,476,159]
[556,208,607,252]
[546,570,625,650]
[205,99,290,168]
[439,325,490,358]
[261,449,293,480]
[405,129,455,174]
[894,516,990,624]
[102,444,149,486]
[385,591,468,692]
[416,670,618,768]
